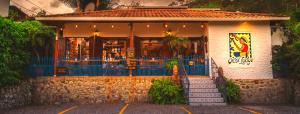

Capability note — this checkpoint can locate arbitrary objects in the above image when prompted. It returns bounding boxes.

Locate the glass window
[66,38,90,60]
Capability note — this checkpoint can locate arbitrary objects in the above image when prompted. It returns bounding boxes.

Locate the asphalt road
[1,103,300,114]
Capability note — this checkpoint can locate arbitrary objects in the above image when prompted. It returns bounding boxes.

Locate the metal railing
[27,55,208,77]
[211,58,227,103]
[179,57,190,104]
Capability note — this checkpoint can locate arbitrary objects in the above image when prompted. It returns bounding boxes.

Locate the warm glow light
[60,28,63,31]
[200,24,204,28]
[75,25,78,28]
[182,24,186,28]
[93,25,96,28]
[238,22,251,31]
[164,24,168,28]
[166,31,172,36]
[147,24,150,28]
[93,32,101,36]
[111,25,114,28]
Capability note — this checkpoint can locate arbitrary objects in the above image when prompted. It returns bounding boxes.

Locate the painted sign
[228,33,253,65]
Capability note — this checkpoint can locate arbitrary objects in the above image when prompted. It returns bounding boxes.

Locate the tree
[60,0,119,11]
[22,21,55,59]
[272,10,300,78]
[0,17,55,87]
[162,33,190,57]
[0,17,30,86]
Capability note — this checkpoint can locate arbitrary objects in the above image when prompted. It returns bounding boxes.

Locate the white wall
[208,21,273,79]
[0,0,10,17]
[271,27,288,46]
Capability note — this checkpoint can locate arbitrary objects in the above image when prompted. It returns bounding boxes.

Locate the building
[0,0,10,17]
[35,6,289,79]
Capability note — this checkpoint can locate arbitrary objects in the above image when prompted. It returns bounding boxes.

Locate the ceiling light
[164,24,168,28]
[201,24,204,28]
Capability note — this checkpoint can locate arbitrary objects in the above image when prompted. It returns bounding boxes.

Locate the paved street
[1,103,300,114]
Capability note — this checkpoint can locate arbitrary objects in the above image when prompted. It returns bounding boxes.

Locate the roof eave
[36,17,290,22]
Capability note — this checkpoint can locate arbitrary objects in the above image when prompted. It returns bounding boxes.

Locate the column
[53,28,59,77]
[127,23,135,76]
[129,23,134,48]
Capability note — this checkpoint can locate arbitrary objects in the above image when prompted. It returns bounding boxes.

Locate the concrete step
[189,97,224,103]
[189,102,227,106]
[189,92,221,98]
[189,88,219,93]
[185,78,213,83]
[184,80,214,84]
[189,84,216,89]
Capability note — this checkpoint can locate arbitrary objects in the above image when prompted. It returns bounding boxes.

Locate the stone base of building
[1,77,300,109]
[233,79,300,105]
[30,76,170,105]
[0,82,32,109]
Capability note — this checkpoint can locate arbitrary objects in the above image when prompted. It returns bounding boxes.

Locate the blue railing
[27,55,209,76]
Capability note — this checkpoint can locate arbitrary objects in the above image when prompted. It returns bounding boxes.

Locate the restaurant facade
[35,6,289,79]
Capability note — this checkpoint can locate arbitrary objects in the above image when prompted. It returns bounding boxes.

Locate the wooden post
[129,23,134,48]
[128,23,134,77]
[53,28,59,78]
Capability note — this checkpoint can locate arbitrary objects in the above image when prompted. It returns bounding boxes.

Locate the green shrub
[226,80,240,103]
[0,16,54,87]
[148,78,185,104]
[164,58,178,74]
[0,16,29,87]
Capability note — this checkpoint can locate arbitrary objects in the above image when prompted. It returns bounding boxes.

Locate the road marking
[181,107,192,114]
[57,106,78,114]
[239,107,261,114]
[119,104,129,114]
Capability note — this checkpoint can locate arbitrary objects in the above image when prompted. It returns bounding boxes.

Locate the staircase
[183,77,226,106]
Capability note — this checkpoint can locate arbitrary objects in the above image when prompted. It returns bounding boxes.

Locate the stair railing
[178,57,190,105]
[211,58,228,103]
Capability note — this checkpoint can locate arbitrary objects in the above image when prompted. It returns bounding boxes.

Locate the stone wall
[0,82,32,109]
[233,79,300,105]
[1,77,299,108]
[295,81,300,105]
[31,76,170,105]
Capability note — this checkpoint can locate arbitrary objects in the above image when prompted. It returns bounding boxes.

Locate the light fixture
[60,28,63,31]
[75,25,78,28]
[165,30,173,36]
[201,24,204,28]
[111,25,114,28]
[147,24,150,28]
[182,24,186,28]
[93,25,96,28]
[164,24,168,28]
[93,31,101,37]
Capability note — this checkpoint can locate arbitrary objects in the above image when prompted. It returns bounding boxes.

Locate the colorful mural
[228,33,253,65]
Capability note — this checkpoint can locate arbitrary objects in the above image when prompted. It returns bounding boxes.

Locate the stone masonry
[30,76,169,105]
[1,77,300,110]
[233,79,300,104]
[0,82,32,109]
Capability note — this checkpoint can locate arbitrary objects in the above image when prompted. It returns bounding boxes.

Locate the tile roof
[37,8,289,21]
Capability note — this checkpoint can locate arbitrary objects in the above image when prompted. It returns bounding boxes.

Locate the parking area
[1,103,300,114]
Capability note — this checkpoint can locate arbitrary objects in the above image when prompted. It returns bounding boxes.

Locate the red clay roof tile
[41,9,286,18]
